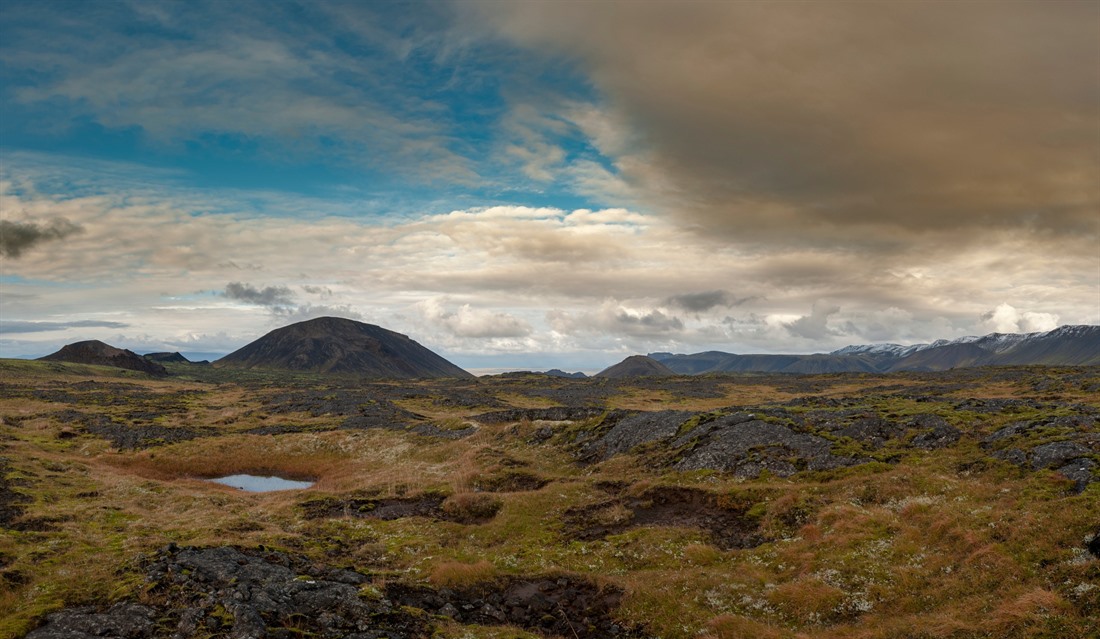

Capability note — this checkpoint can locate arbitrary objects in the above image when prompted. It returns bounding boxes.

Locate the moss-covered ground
[1,360,1097,638]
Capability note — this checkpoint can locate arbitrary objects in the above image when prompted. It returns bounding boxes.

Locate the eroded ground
[1,360,1099,638]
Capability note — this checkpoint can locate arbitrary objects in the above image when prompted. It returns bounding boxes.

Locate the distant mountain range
[29,321,1100,379]
[650,325,1100,374]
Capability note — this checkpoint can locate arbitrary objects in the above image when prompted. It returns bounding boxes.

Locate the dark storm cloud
[0,218,84,258]
[223,282,295,307]
[471,1,1099,250]
[667,290,753,313]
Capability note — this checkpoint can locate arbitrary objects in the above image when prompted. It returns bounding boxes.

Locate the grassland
[1,360,1098,638]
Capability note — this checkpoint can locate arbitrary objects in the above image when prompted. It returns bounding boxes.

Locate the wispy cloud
[223,282,295,308]
[0,319,128,334]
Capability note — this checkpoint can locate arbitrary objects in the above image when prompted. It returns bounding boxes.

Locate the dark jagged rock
[38,341,168,377]
[25,602,156,639]
[53,410,205,449]
[1056,459,1097,493]
[676,417,866,478]
[981,414,1099,492]
[1030,441,1092,470]
[906,414,961,449]
[583,410,694,460]
[1088,530,1100,559]
[27,545,429,639]
[472,406,610,424]
[216,316,472,378]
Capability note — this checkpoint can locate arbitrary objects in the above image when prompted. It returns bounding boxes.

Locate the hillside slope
[215,317,472,378]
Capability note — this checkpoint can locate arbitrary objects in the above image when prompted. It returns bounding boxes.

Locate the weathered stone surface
[587,410,693,460]
[906,414,961,449]
[27,545,429,639]
[1030,441,1092,470]
[25,602,156,639]
[27,545,645,639]
[1055,458,1096,494]
[472,407,609,424]
[676,419,864,478]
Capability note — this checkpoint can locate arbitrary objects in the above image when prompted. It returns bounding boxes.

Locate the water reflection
[208,474,314,492]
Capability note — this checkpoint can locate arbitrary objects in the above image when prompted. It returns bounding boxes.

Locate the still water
[208,474,314,492]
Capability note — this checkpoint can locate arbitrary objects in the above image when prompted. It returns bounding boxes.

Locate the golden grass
[428,559,498,588]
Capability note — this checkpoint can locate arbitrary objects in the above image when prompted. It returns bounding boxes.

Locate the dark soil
[563,486,765,550]
[300,492,501,525]
[0,457,31,529]
[473,470,550,492]
[387,575,643,639]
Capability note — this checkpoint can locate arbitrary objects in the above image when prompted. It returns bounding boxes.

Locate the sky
[1,0,1098,373]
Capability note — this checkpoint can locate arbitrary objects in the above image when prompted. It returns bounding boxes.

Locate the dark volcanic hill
[144,352,191,364]
[596,355,675,378]
[214,317,472,378]
[39,341,168,376]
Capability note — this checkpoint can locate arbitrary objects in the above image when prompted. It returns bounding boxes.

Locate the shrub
[440,493,503,523]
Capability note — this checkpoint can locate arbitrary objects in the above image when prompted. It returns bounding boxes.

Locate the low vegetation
[1,360,1098,638]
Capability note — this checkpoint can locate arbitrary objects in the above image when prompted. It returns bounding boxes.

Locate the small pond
[208,474,314,492]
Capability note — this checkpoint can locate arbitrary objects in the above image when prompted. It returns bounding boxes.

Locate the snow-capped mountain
[653,325,1100,374]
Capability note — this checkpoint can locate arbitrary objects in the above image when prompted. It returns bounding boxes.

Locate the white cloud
[785,302,843,340]
[0,166,1094,364]
[418,298,532,338]
[981,303,1060,334]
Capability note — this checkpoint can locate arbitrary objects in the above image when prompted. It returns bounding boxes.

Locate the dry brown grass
[428,559,498,588]
[701,614,786,639]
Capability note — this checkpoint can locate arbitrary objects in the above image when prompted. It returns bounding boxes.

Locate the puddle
[208,474,314,492]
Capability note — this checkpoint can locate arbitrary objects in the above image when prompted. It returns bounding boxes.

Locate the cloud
[1,169,1095,364]
[273,304,363,324]
[981,303,1060,334]
[548,301,684,338]
[468,1,1099,252]
[3,1,477,182]
[0,319,128,334]
[785,302,843,340]
[419,299,532,338]
[0,217,84,258]
[223,282,295,307]
[301,285,333,298]
[667,290,753,313]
